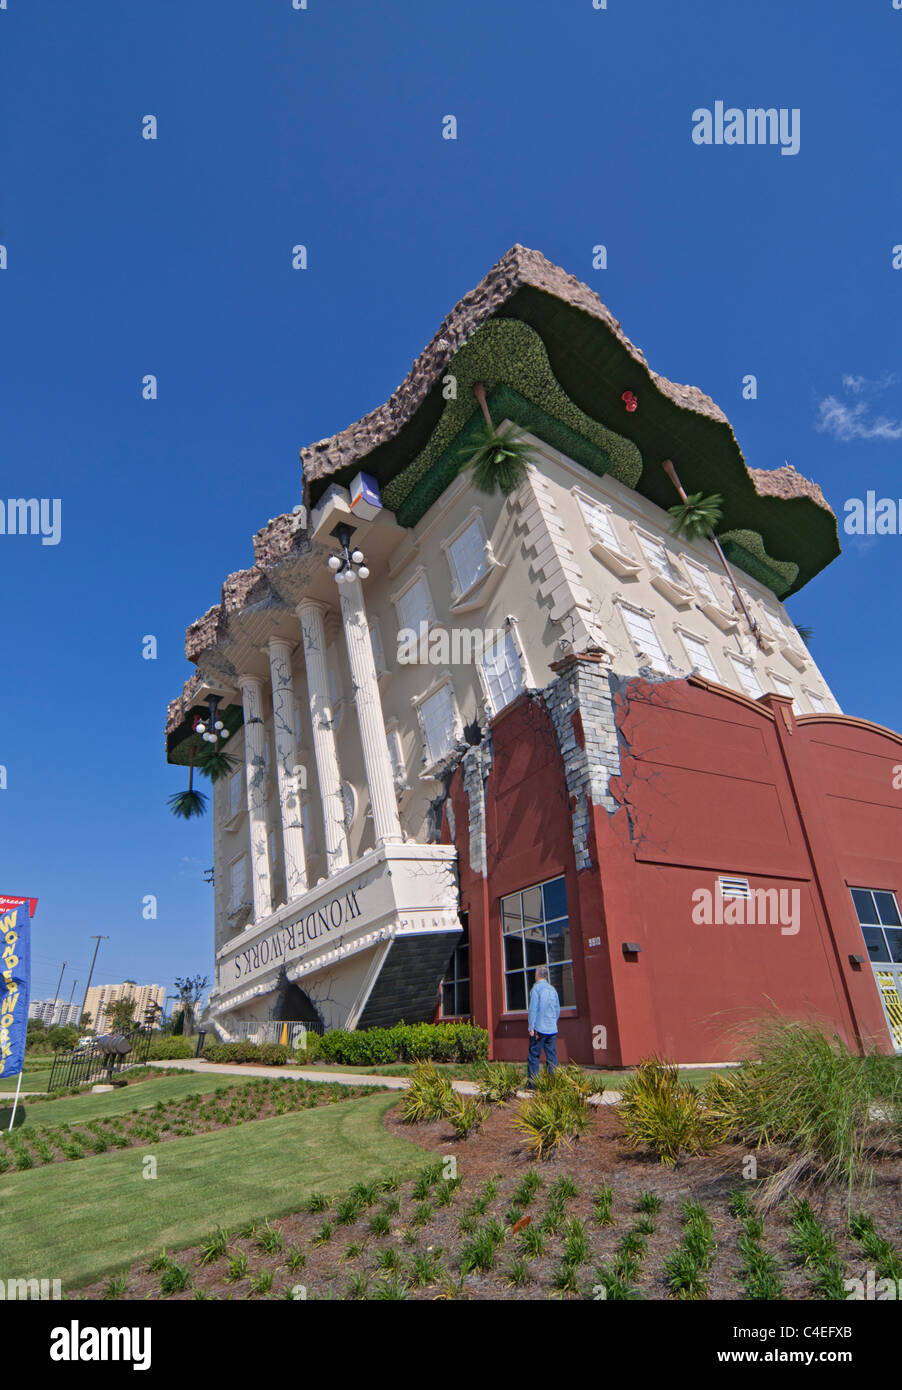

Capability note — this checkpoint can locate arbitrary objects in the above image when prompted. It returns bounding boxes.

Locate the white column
[297,600,350,874]
[237,675,273,921]
[267,638,308,901]
[337,574,403,846]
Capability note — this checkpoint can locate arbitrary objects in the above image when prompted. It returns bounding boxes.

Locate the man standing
[526,964,560,1086]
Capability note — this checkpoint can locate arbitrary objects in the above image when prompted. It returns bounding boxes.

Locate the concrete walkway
[147,1057,620,1104]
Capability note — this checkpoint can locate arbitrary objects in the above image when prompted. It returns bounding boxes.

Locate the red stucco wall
[444,671,900,1066]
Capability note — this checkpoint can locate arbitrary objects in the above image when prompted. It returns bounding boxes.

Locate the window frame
[499,874,576,1015]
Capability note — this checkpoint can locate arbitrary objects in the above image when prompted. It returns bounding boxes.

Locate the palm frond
[458,422,533,496]
[667,492,723,540]
[197,749,240,783]
[167,788,208,820]
[795,625,814,647]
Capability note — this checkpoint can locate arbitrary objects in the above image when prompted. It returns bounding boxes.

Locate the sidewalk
[147,1057,619,1104]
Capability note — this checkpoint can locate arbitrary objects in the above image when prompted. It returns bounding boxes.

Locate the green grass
[1,1093,426,1289]
[0,1070,54,1092]
[15,1073,258,1127]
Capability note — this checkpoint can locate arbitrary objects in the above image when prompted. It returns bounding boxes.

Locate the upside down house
[165,246,902,1064]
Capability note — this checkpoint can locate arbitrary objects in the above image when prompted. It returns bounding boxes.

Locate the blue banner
[0,901,30,1077]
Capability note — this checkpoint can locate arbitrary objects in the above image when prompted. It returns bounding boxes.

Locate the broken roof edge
[297,243,832,524]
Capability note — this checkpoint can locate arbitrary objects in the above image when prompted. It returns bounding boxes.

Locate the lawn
[298,1061,722,1089]
[14,1071,259,1127]
[0,1093,427,1289]
[0,1070,52,1092]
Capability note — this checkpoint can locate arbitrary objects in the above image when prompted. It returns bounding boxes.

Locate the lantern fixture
[326,523,369,583]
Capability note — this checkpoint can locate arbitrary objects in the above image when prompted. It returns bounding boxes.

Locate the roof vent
[717,876,751,900]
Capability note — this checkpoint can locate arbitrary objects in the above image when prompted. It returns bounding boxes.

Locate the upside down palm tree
[457,381,534,496]
[167,751,208,819]
[662,459,766,652]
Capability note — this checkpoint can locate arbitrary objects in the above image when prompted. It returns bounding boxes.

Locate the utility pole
[80,936,108,1031]
[51,961,66,1027]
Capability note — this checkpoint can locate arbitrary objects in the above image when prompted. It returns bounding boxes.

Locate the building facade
[165,246,902,1063]
[84,983,165,1034]
[28,999,81,1028]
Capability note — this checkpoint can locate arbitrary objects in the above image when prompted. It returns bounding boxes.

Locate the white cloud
[816,393,902,442]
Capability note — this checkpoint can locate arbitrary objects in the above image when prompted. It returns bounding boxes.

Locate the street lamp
[326,523,369,583]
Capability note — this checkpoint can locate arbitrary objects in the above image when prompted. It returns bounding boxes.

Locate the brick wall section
[461,736,494,878]
[541,653,621,869]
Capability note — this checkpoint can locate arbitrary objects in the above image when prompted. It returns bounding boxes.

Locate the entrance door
[849,887,902,1054]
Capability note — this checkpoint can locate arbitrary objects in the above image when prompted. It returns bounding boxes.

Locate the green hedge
[201,1041,289,1066]
[147,1035,195,1060]
[318,1023,488,1066]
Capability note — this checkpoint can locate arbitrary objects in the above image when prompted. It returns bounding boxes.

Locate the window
[805,690,828,713]
[767,672,797,709]
[636,532,683,586]
[727,653,764,698]
[342,782,357,828]
[418,684,458,766]
[620,606,669,673]
[229,857,248,911]
[577,495,621,552]
[440,927,470,1018]
[683,558,720,606]
[480,629,524,714]
[679,631,720,682]
[447,518,488,595]
[850,888,902,965]
[396,575,432,634]
[228,769,244,818]
[501,876,575,1011]
[301,801,313,853]
[268,829,279,874]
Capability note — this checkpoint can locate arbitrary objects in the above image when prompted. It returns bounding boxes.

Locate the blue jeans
[527,1031,558,1082]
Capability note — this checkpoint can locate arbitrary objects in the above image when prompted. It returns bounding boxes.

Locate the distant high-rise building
[28,999,81,1028]
[84,982,165,1033]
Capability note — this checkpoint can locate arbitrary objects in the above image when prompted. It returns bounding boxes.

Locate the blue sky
[1,0,900,1006]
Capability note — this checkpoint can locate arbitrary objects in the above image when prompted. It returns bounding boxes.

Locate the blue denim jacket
[527,978,560,1034]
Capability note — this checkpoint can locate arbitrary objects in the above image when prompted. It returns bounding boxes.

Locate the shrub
[447,1094,487,1139]
[618,1058,719,1165]
[476,1061,522,1103]
[149,1035,194,1061]
[318,1022,488,1067]
[513,1083,591,1159]
[703,1021,902,1203]
[201,1041,288,1065]
[398,1062,455,1125]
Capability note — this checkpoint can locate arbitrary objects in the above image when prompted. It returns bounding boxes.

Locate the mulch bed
[73,1097,902,1301]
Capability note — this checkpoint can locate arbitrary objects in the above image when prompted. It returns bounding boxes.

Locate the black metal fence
[47,1026,154,1092]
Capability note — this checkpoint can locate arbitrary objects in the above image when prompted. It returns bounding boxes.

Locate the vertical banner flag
[0,901,31,1078]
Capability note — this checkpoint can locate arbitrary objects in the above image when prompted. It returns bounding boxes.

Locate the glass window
[636,533,682,585]
[874,892,902,928]
[850,887,902,965]
[440,928,470,1018]
[480,629,524,714]
[620,607,669,673]
[681,632,720,682]
[397,576,431,634]
[683,558,719,605]
[727,654,764,699]
[448,520,488,594]
[419,685,457,765]
[806,691,828,714]
[500,875,575,1012]
[851,888,880,924]
[578,495,621,551]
